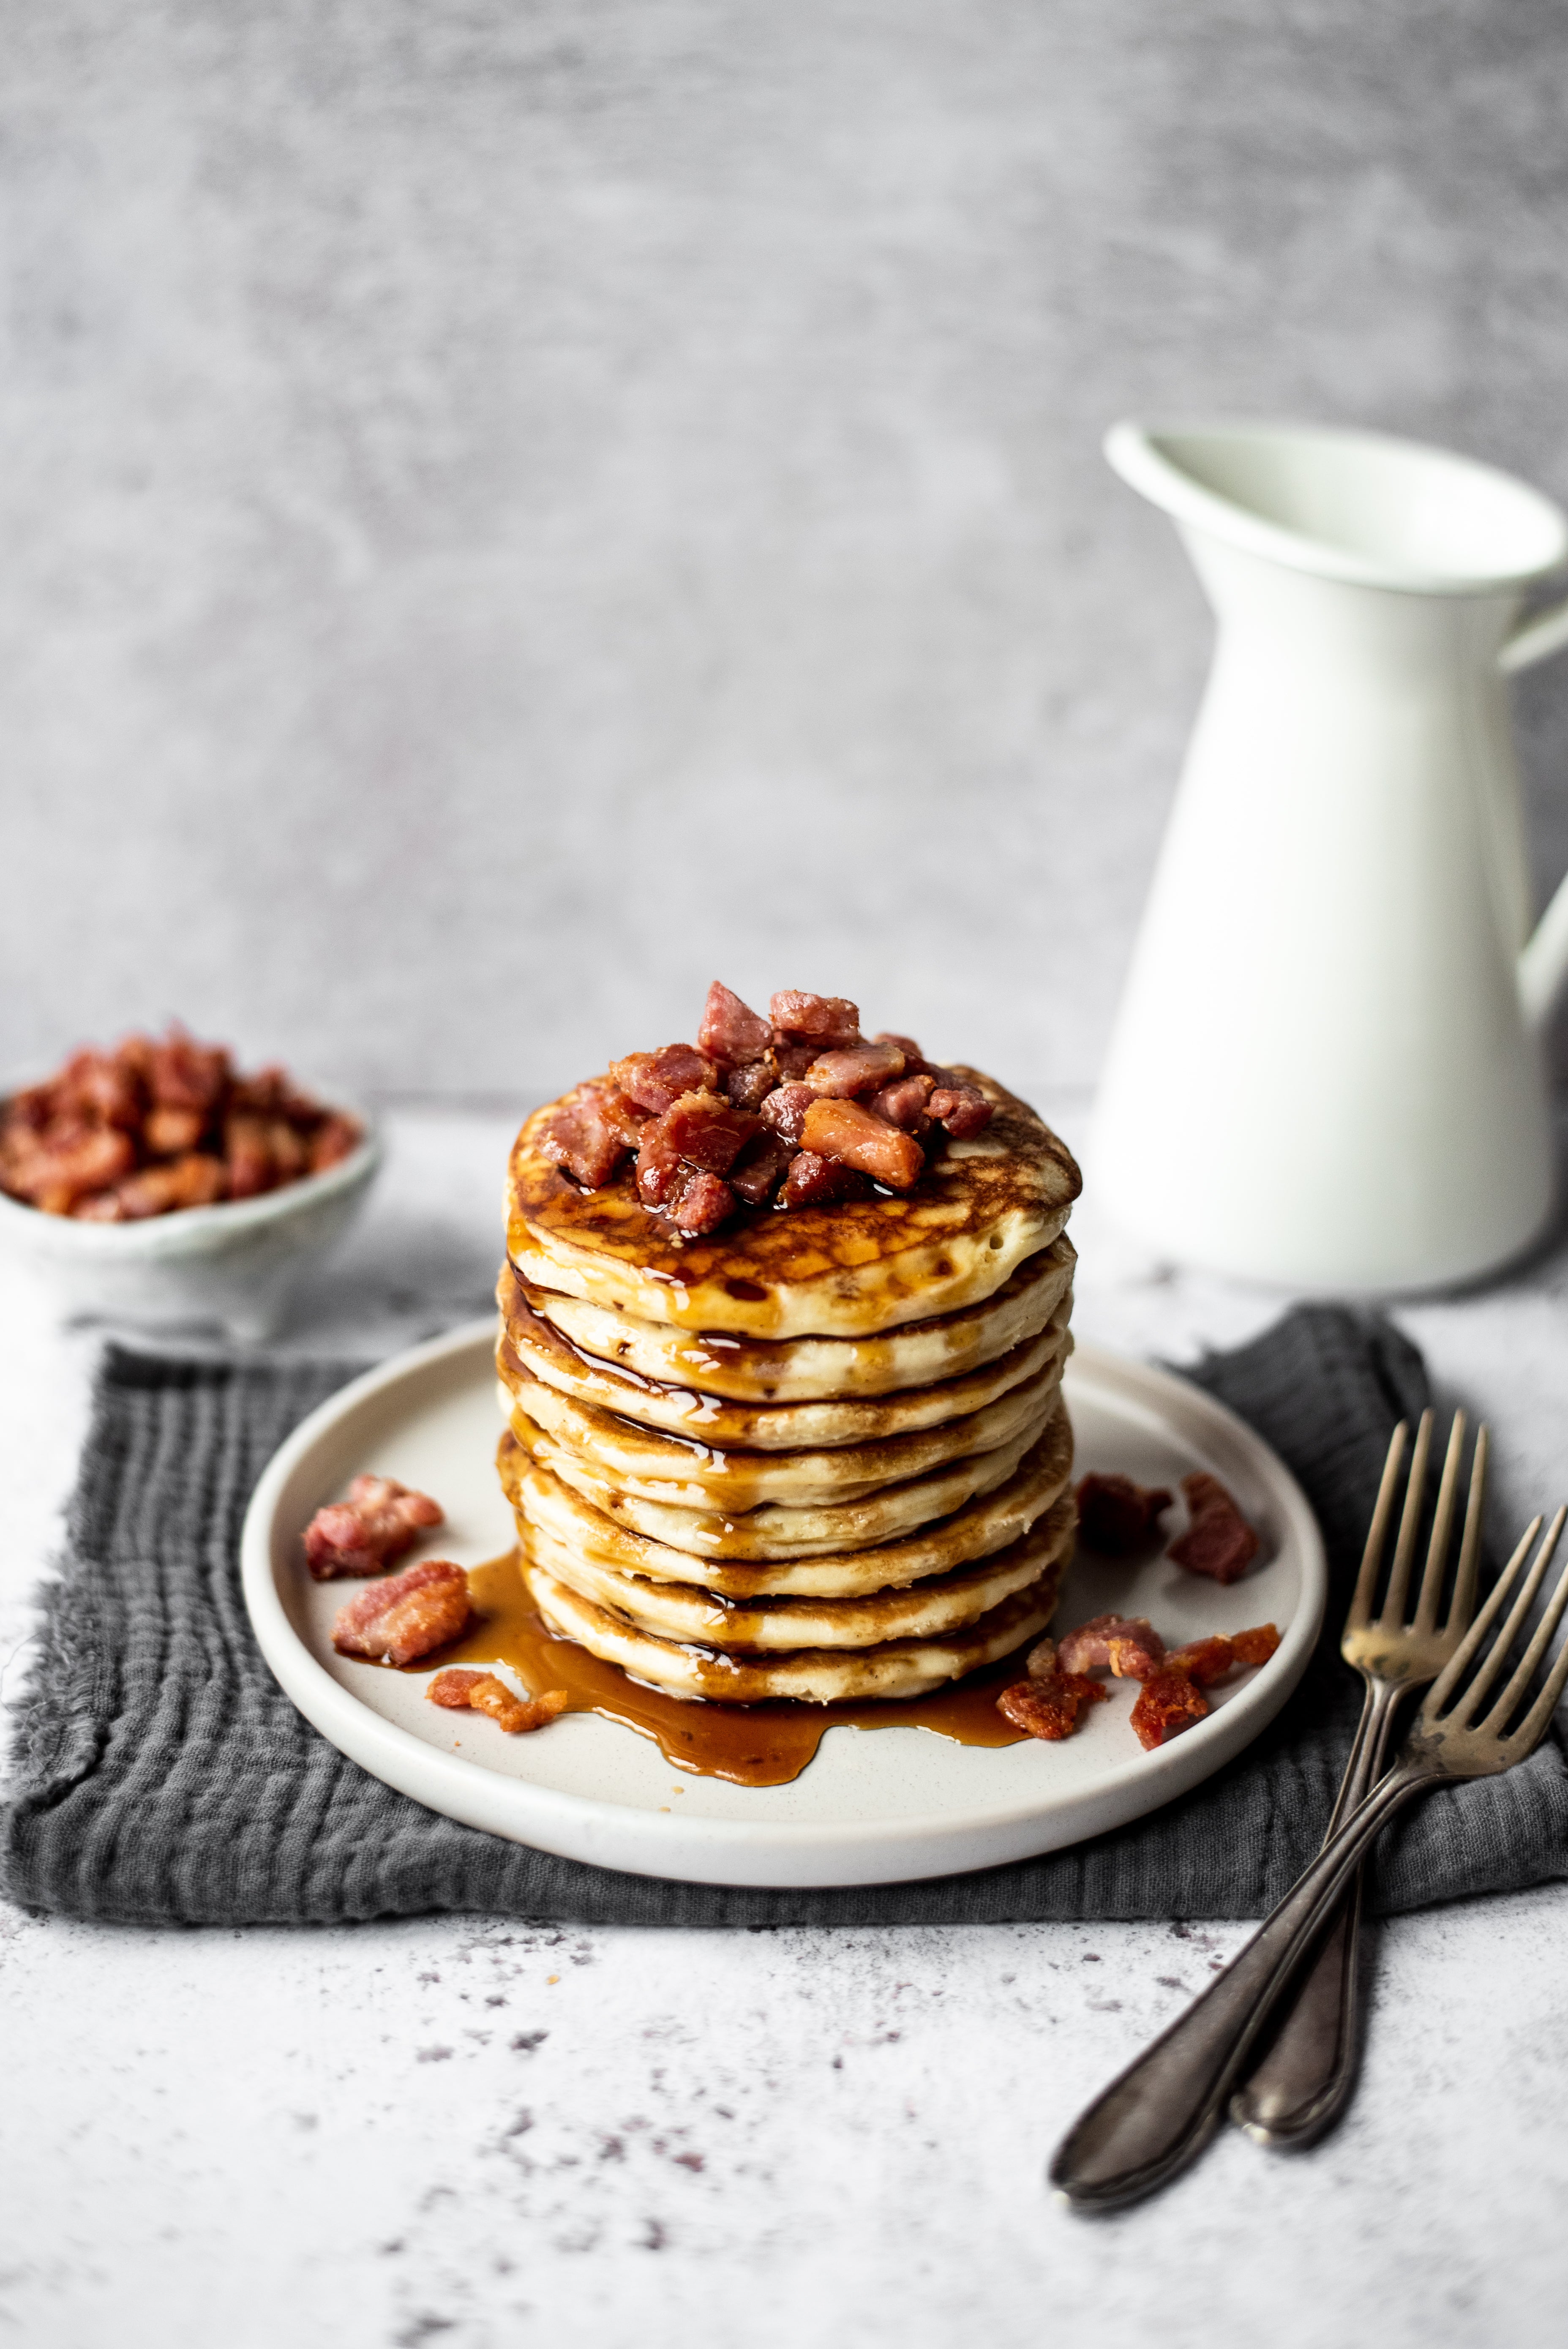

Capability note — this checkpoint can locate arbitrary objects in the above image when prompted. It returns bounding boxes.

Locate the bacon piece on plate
[668,1166,736,1236]
[996,1644,1107,1740]
[1168,1471,1261,1585]
[800,1097,924,1189]
[769,991,861,1046]
[303,1473,444,1580]
[866,1072,935,1131]
[800,1040,905,1098]
[779,1151,872,1209]
[771,1042,820,1081]
[697,982,773,1065]
[658,1091,760,1174]
[332,1559,473,1665]
[610,1045,717,1115]
[729,1129,795,1206]
[1075,1472,1173,1556]
[927,1084,993,1138]
[1056,1613,1167,1681]
[1129,1666,1210,1750]
[873,1031,924,1066]
[427,1668,569,1733]
[759,1083,817,1146]
[1167,1623,1282,1683]
[1230,1622,1282,1667]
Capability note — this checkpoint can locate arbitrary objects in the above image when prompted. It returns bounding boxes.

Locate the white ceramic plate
[241,1320,1326,1889]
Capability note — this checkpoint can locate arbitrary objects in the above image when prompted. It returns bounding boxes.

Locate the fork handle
[1228,1675,1406,2145]
[1049,1754,1444,2213]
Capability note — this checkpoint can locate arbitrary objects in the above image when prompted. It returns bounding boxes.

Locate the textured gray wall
[6,1,1568,1102]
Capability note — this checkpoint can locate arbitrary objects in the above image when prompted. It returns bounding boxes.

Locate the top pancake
[507,1070,1080,1339]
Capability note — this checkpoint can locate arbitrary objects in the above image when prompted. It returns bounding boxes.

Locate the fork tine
[1481,1509,1568,1737]
[1443,1423,1489,1634]
[1425,1516,1540,1717]
[1507,1555,1568,1751]
[1414,1412,1467,1633]
[1381,1408,1433,1625]
[1348,1421,1409,1632]
[1444,1517,1560,1728]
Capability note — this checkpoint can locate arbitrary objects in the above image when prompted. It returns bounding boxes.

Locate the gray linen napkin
[3,1309,1566,1928]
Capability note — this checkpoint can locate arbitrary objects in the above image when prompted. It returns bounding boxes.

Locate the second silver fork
[1230,1408,1486,2147]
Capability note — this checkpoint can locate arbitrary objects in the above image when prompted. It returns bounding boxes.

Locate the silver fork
[1230,1409,1486,2147]
[1050,1499,1568,2213]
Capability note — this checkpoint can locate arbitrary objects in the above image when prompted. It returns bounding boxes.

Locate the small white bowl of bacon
[0,1025,381,1342]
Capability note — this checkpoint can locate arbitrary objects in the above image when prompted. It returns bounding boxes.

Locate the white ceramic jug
[1092,420,1568,1292]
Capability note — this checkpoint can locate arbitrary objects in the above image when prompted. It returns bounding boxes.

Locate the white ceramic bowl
[0,1090,382,1343]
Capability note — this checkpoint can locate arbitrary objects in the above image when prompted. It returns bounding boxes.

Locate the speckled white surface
[2,1104,1566,2349]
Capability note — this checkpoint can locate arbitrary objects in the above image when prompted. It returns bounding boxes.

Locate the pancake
[507,1071,1080,1339]
[499,1264,1070,1448]
[499,1346,1067,1507]
[521,1552,1065,1702]
[497,1409,1075,1597]
[503,1398,1060,1558]
[511,1236,1075,1403]
[526,1489,1075,1651]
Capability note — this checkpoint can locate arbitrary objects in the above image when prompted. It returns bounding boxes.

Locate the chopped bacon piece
[867,1072,935,1131]
[143,1105,206,1156]
[1075,1471,1173,1556]
[1057,1613,1167,1681]
[997,1667,1107,1740]
[635,1120,684,1207]
[873,1031,924,1066]
[609,1044,717,1115]
[332,1559,473,1665]
[667,1166,736,1235]
[928,1084,993,1138]
[428,1668,569,1733]
[309,1114,363,1173]
[1129,1667,1210,1750]
[224,1113,276,1199]
[538,1088,638,1190]
[799,1097,924,1189]
[758,1083,817,1145]
[658,1091,760,1174]
[725,1060,777,1112]
[1168,1472,1261,1585]
[303,1473,445,1580]
[769,991,861,1046]
[801,1040,905,1098]
[3,1121,136,1210]
[113,1154,229,1218]
[56,1049,143,1129]
[1231,1622,1282,1667]
[697,982,773,1065]
[147,1025,231,1113]
[729,1128,795,1206]
[1164,1635,1237,1687]
[779,1150,873,1209]
[772,1042,820,1081]
[1166,1623,1281,1683]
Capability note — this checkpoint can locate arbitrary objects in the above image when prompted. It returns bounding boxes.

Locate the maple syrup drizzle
[417,1551,1030,1789]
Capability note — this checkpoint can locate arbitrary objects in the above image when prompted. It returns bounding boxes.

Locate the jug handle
[1504,590,1568,1026]
[1500,593,1568,675]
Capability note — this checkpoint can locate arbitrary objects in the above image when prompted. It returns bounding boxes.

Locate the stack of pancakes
[496,1072,1082,1705]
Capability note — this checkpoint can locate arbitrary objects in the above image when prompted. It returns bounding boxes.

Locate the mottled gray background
[5,0,1568,1107]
